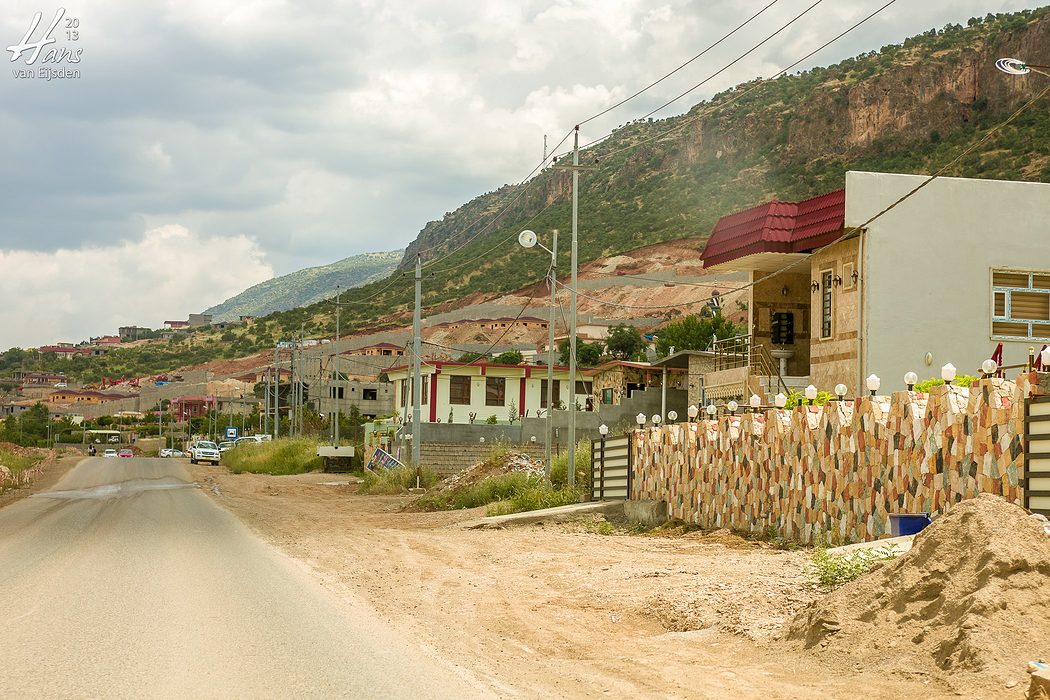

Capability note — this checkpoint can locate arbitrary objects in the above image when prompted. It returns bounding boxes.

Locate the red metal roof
[700,189,845,268]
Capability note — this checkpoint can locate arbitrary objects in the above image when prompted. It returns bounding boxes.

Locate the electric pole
[334,285,341,445]
[568,126,580,487]
[274,345,280,439]
[545,229,558,481]
[412,254,422,466]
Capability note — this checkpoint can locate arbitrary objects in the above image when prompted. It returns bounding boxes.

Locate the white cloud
[0,226,272,348]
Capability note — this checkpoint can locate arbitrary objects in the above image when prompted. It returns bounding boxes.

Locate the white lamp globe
[904,371,918,388]
[866,374,881,392]
[636,413,646,426]
[706,403,717,417]
[1041,347,1050,368]
[667,410,678,422]
[804,385,818,401]
[749,394,762,409]
[479,437,485,443]
[651,414,662,425]
[834,383,848,399]
[727,400,738,414]
[599,424,609,436]
[687,405,699,419]
[941,363,957,382]
[774,393,787,408]
[981,358,998,375]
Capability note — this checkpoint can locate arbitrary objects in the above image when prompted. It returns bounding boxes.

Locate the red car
[118,449,134,459]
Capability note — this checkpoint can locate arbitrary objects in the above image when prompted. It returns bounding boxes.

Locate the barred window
[992,269,1050,341]
[820,270,833,339]
[449,376,471,405]
[485,377,506,406]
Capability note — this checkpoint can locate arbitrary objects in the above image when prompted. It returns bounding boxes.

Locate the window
[421,376,428,405]
[329,387,344,399]
[540,379,561,408]
[820,270,833,339]
[992,269,1050,340]
[362,388,378,401]
[485,377,506,406]
[575,380,592,395]
[449,376,471,405]
[601,388,614,405]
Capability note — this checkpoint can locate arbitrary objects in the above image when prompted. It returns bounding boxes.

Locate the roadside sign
[226,426,238,439]
[366,446,402,471]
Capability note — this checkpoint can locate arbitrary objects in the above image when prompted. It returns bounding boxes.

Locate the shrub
[913,374,978,393]
[360,464,439,494]
[806,543,902,590]
[549,440,590,488]
[222,438,323,475]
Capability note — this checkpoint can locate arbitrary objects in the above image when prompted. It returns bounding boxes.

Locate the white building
[385,361,593,423]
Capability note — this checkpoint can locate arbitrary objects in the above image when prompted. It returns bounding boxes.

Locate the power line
[579,0,782,126]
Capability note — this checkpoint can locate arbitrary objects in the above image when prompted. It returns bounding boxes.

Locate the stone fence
[630,373,1044,544]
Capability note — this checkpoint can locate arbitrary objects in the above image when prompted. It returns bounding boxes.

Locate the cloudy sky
[0,0,1041,347]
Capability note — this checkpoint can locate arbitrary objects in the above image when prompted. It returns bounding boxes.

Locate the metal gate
[1025,396,1050,517]
[591,435,631,500]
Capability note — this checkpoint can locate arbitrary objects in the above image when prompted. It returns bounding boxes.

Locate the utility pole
[568,126,580,487]
[543,134,548,163]
[551,126,595,489]
[545,229,558,481]
[334,285,341,445]
[274,345,280,439]
[412,254,422,466]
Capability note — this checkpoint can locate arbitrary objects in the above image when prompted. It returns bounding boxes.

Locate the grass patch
[807,543,902,590]
[360,465,440,495]
[0,446,45,476]
[549,440,590,488]
[484,481,580,516]
[747,524,805,551]
[222,438,323,475]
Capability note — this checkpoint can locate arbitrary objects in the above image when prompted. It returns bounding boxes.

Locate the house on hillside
[584,360,687,407]
[385,362,593,423]
[697,171,1050,400]
[343,342,405,358]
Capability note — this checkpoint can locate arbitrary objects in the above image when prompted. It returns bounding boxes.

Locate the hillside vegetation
[6,8,1050,381]
[204,250,403,322]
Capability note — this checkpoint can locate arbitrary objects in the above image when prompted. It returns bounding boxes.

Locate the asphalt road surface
[0,457,485,699]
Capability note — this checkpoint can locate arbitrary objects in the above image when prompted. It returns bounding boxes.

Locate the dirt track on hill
[188,467,984,699]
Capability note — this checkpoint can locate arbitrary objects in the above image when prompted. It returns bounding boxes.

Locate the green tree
[558,338,604,367]
[493,350,523,365]
[605,324,644,360]
[655,313,741,358]
[457,351,486,363]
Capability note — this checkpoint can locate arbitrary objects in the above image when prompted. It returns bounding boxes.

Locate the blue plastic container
[888,512,931,536]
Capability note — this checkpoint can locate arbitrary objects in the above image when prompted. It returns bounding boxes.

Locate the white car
[103,449,118,458]
[159,448,186,458]
[190,441,221,465]
[235,436,264,446]
[218,441,236,452]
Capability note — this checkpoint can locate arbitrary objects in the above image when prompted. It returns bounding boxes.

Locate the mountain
[203,250,403,322]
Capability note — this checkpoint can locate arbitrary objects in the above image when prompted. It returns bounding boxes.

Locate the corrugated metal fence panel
[1026,397,1050,516]
[592,435,631,500]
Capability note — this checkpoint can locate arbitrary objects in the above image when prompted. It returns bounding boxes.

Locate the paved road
[0,458,485,699]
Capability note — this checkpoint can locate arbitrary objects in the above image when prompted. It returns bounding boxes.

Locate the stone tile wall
[630,373,1043,544]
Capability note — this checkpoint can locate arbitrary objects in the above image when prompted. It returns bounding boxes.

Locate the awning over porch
[700,189,845,271]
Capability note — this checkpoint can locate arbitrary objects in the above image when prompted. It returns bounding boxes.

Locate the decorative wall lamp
[727,400,738,416]
[805,384,818,405]
[851,269,859,285]
[687,405,699,422]
[832,275,843,287]
[981,358,998,378]
[636,413,646,428]
[866,374,880,397]
[941,363,957,386]
[749,394,762,413]
[667,410,678,423]
[834,383,848,401]
[1042,347,1050,369]
[651,414,662,427]
[774,393,787,409]
[904,371,918,391]
[706,403,717,419]
[810,281,820,293]
[598,424,608,437]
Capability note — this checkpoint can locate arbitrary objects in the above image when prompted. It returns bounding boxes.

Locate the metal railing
[710,334,789,397]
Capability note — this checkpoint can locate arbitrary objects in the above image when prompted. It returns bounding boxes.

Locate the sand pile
[433,452,544,493]
[787,494,1050,683]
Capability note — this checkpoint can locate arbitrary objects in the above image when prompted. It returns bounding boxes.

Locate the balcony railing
[710,334,789,397]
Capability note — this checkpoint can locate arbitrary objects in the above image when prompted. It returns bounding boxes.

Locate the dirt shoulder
[0,451,83,510]
[191,466,961,699]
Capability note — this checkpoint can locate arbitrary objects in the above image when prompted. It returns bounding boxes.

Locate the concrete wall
[687,353,718,407]
[809,237,861,392]
[847,171,1050,390]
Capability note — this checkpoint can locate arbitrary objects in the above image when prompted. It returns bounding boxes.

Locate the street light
[866,374,880,398]
[904,371,918,391]
[805,385,818,405]
[774,393,787,409]
[667,410,678,423]
[726,400,738,416]
[706,403,717,419]
[835,383,848,401]
[636,413,646,428]
[519,228,558,483]
[981,358,998,378]
[749,394,761,413]
[941,363,957,386]
[687,405,699,422]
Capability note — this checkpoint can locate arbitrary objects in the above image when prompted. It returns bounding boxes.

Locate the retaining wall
[630,373,1042,544]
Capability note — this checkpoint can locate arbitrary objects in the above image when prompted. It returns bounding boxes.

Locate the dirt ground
[188,467,982,699]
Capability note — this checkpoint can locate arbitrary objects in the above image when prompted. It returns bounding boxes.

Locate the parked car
[218,441,236,452]
[118,449,133,459]
[103,449,118,458]
[234,436,264,446]
[190,440,221,465]
[160,448,187,458]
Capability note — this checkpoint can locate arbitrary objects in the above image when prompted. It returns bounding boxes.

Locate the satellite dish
[518,229,538,249]
[995,58,1030,75]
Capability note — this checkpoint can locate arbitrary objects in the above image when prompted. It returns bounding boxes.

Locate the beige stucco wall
[749,271,811,377]
[847,171,1050,389]
[687,354,718,407]
[810,237,861,393]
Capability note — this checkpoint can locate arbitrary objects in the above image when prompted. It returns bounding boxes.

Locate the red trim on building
[429,373,438,422]
[518,378,526,417]
[700,189,845,268]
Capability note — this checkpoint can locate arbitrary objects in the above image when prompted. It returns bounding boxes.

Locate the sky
[0,0,1042,348]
